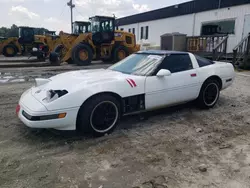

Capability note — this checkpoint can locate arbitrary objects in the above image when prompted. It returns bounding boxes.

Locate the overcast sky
[0,0,191,33]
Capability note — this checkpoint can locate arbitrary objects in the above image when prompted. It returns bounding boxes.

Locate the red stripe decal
[126,79,133,87]
[129,79,137,87]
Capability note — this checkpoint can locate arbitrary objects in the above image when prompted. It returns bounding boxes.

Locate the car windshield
[108,53,164,76]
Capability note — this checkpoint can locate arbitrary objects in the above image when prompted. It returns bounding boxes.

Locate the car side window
[195,55,214,67]
[159,54,193,73]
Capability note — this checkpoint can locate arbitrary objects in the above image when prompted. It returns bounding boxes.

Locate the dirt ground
[1,68,250,188]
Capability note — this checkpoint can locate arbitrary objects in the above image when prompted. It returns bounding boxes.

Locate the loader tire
[72,43,93,66]
[2,44,17,57]
[112,45,129,63]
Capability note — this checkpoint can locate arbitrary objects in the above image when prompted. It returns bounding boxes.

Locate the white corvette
[17,50,235,136]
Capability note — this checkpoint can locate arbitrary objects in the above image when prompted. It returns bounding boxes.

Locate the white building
[116,0,250,53]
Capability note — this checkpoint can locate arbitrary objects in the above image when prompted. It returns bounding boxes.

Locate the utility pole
[67,0,75,33]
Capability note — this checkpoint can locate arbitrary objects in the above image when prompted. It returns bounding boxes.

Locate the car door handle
[190,73,197,77]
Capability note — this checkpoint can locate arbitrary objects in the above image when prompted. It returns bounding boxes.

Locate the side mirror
[156,69,171,77]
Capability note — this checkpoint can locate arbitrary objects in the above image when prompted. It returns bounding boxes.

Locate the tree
[34,28,49,35]
[0,27,9,37]
[0,25,50,37]
[7,24,19,37]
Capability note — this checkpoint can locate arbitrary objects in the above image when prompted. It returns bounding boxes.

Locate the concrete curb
[0,62,51,68]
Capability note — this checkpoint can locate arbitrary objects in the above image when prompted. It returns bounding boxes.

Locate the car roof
[136,50,189,55]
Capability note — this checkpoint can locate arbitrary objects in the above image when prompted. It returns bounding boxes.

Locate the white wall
[119,4,250,53]
[118,23,139,41]
[119,14,194,46]
[194,4,250,52]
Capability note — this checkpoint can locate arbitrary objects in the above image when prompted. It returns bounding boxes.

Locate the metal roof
[74,21,90,24]
[136,50,189,55]
[116,0,250,26]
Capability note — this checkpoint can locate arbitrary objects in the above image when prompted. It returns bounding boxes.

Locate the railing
[212,35,229,60]
[233,33,250,66]
[187,35,228,55]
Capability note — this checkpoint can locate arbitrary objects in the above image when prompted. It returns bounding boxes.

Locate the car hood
[50,69,122,88]
[32,68,142,95]
[30,68,146,110]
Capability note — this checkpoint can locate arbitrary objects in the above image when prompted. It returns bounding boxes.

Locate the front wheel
[3,44,17,57]
[112,46,129,63]
[72,43,93,66]
[197,79,220,109]
[77,94,120,137]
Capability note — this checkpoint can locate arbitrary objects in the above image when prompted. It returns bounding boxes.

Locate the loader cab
[73,21,91,35]
[18,27,35,44]
[90,16,115,45]
[44,31,56,36]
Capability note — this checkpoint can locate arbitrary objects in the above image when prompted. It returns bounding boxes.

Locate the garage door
[243,14,250,38]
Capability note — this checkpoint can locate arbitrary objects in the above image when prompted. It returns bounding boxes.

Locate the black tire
[49,52,60,66]
[2,44,17,57]
[197,79,220,109]
[72,43,93,66]
[101,58,112,64]
[77,94,121,137]
[54,44,63,53]
[49,44,64,65]
[112,45,129,63]
[37,53,46,61]
[66,58,74,64]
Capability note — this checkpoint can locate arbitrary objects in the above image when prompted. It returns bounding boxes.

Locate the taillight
[16,104,20,114]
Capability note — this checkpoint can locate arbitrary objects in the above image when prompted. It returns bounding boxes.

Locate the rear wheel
[3,44,17,57]
[72,43,93,66]
[77,94,120,137]
[197,79,220,109]
[112,46,129,63]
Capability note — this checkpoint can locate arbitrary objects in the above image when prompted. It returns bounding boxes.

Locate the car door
[145,53,200,110]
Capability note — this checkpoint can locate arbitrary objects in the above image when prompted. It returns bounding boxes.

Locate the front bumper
[18,89,79,131]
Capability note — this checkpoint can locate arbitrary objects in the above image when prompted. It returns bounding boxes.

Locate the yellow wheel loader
[0,27,49,60]
[0,37,21,57]
[40,31,61,53]
[49,16,140,66]
[49,21,91,65]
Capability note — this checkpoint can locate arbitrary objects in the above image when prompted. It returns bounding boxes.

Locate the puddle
[0,71,57,84]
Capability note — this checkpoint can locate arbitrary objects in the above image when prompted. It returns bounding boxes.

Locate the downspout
[218,0,221,9]
[137,22,139,42]
[192,13,196,36]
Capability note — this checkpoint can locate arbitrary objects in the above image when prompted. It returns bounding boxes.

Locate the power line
[59,4,67,17]
[75,7,86,20]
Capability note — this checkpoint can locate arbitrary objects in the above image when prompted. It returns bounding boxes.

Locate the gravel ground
[1,70,250,188]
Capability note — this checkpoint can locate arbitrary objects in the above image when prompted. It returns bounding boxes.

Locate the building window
[201,20,235,35]
[141,26,149,39]
[128,28,131,33]
[132,28,135,34]
[120,28,124,31]
[146,26,149,39]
